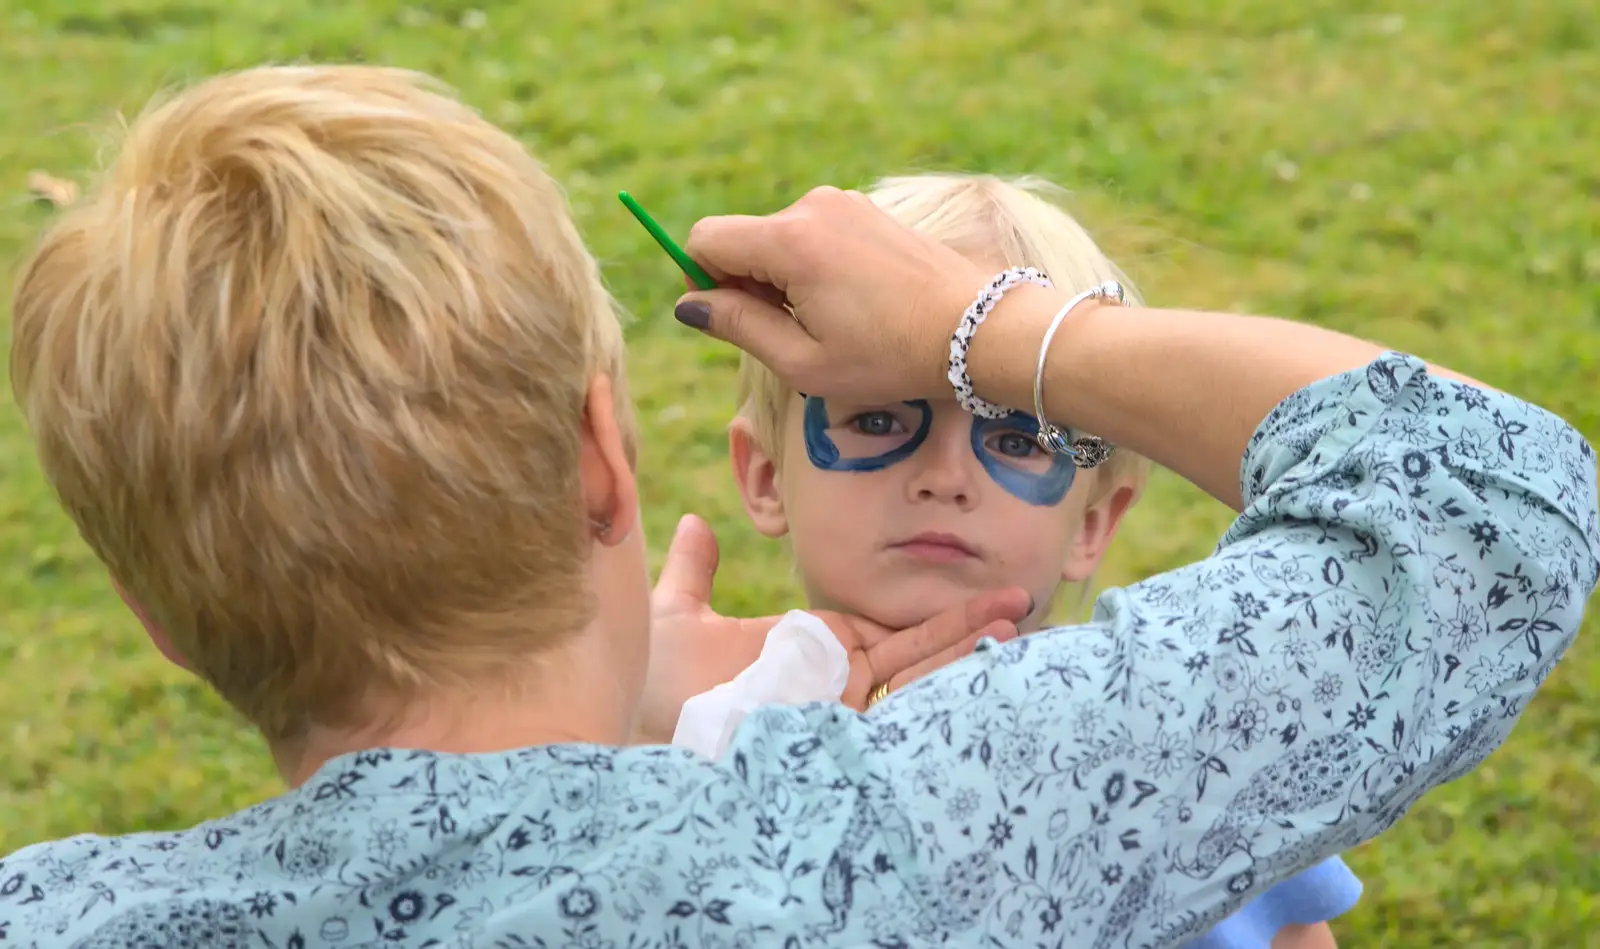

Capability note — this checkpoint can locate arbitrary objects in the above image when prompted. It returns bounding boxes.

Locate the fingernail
[1026,594,1037,615]
[674,300,711,330]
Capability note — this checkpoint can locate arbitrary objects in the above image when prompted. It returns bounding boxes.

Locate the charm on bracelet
[1032,280,1126,467]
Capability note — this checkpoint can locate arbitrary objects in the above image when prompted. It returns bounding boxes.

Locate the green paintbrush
[617,190,718,291]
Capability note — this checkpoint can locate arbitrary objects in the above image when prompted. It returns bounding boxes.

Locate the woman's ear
[729,417,790,539]
[112,578,193,672]
[1061,479,1140,583]
[578,373,639,547]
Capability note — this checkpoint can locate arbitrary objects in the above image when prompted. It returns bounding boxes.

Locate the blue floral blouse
[3,354,1596,949]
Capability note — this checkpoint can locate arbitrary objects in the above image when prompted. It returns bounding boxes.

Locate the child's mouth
[889,532,979,563]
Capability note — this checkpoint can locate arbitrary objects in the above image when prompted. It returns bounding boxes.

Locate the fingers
[862,587,1033,685]
[681,271,790,316]
[741,277,792,313]
[651,514,720,608]
[683,213,784,289]
[885,620,1019,692]
[967,585,1034,631]
[683,187,855,290]
[674,287,818,376]
[726,275,792,312]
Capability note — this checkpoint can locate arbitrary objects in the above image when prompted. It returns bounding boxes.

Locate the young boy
[723,174,1357,949]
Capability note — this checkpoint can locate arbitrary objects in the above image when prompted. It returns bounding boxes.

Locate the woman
[3,66,1594,949]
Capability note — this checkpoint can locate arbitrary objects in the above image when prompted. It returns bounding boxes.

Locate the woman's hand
[675,187,991,404]
[675,187,1491,511]
[637,514,1030,744]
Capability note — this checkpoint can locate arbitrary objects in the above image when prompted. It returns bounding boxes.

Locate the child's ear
[1061,477,1140,583]
[729,417,790,539]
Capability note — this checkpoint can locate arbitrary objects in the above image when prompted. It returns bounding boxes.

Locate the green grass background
[1,0,1596,944]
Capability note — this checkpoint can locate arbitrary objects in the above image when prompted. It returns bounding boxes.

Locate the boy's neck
[802,589,1054,636]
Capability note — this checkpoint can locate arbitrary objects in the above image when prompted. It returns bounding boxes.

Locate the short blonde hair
[10,65,633,742]
[737,173,1150,488]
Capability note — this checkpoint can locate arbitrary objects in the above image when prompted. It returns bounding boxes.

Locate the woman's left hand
[636,514,1030,744]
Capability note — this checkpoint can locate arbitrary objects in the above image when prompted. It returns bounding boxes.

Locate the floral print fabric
[3,353,1596,949]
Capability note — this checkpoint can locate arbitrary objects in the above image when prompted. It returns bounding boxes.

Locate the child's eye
[849,411,904,437]
[993,432,1038,458]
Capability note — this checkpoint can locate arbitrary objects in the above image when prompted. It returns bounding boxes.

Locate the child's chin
[845,587,972,632]
[842,585,1053,637]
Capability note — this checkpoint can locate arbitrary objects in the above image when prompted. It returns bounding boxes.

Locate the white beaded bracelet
[947,267,1054,418]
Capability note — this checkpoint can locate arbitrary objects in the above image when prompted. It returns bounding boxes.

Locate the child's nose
[905,432,978,509]
[913,476,973,508]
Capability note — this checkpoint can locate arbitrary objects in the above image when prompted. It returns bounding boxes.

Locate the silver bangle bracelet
[1033,280,1125,466]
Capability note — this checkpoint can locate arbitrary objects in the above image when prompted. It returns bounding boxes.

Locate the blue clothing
[2,354,1596,949]
[1189,857,1361,948]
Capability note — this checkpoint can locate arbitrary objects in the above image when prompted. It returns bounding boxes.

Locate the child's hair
[736,173,1151,492]
[9,65,634,742]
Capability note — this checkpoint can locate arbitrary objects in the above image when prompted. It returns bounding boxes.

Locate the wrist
[921,272,988,399]
[941,267,1054,416]
[964,284,1076,412]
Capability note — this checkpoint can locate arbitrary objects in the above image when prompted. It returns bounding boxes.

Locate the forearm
[729,355,1595,946]
[969,286,1486,510]
[861,356,1592,944]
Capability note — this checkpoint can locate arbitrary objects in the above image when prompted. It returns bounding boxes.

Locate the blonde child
[723,174,1359,949]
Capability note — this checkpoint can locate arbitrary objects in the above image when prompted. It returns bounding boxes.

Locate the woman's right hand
[676,186,996,405]
[675,186,1492,512]
[638,513,1031,744]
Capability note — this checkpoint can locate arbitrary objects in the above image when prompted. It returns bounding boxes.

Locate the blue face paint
[801,396,1075,506]
[969,412,1075,507]
[803,397,932,472]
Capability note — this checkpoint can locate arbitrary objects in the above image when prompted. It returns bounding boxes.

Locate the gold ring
[865,681,891,709]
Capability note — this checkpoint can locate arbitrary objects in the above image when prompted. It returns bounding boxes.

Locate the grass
[1,0,1596,943]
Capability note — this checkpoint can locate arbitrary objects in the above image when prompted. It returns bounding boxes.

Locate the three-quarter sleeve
[725,352,1598,948]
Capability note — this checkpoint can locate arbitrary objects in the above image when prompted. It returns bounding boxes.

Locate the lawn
[1,0,1596,944]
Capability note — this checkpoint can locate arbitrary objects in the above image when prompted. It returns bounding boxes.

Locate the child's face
[730,394,1137,632]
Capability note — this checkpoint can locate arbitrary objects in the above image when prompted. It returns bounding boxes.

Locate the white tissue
[671,610,850,761]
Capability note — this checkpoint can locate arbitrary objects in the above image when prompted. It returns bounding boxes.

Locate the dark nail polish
[674,301,711,330]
